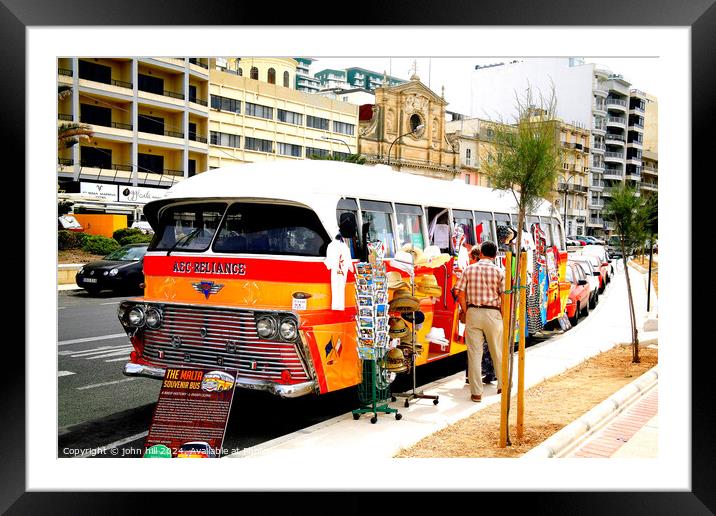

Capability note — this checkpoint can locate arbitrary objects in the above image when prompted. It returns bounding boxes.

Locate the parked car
[575,253,608,292]
[568,235,587,246]
[580,245,612,285]
[565,262,590,325]
[607,235,633,259]
[570,258,599,309]
[75,244,148,295]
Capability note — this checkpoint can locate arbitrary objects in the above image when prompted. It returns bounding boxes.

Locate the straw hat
[415,274,443,297]
[384,348,407,373]
[386,270,409,290]
[401,310,425,326]
[400,243,424,264]
[388,289,420,313]
[398,342,423,354]
[388,317,409,338]
[392,250,415,273]
[415,245,451,268]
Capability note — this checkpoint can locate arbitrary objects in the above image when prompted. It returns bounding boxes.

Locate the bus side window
[427,206,452,254]
[453,209,475,246]
[337,198,363,259]
[473,210,494,244]
[359,199,397,258]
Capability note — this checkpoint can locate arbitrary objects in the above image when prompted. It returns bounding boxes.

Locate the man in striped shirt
[454,240,505,402]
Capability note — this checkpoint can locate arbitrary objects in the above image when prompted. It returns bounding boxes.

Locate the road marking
[59,346,114,357]
[58,307,66,310]
[85,349,132,360]
[76,378,137,390]
[105,356,131,363]
[58,371,76,377]
[100,301,120,305]
[58,333,128,347]
[77,431,149,459]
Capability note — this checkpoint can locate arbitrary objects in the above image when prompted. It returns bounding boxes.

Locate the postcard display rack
[351,241,402,423]
[392,249,439,408]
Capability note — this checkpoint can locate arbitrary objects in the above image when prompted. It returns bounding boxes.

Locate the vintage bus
[118,161,567,398]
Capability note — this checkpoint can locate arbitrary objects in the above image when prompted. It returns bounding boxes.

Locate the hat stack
[401,310,425,330]
[415,274,442,298]
[415,245,451,269]
[386,271,409,290]
[388,288,420,313]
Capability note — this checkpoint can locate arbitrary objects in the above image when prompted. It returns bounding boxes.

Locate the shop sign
[80,182,119,202]
[144,367,237,458]
[118,185,167,204]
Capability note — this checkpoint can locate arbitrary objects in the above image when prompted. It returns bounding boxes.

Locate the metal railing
[189,58,209,69]
[138,86,185,100]
[58,113,73,121]
[607,116,626,125]
[163,130,184,139]
[58,158,74,166]
[111,121,133,130]
[642,166,658,174]
[111,79,133,89]
[606,98,627,107]
[593,143,606,150]
[189,97,208,106]
[189,134,208,144]
[592,180,604,188]
[163,168,184,177]
[605,133,626,142]
[80,162,133,172]
[58,68,73,77]
[605,151,624,159]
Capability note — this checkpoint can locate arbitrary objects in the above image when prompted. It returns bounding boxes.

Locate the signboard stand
[144,367,237,458]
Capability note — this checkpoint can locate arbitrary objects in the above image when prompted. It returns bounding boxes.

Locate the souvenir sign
[144,367,236,458]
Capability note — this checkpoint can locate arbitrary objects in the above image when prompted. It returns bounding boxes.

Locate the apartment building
[314,69,349,90]
[444,117,497,187]
[208,58,359,168]
[57,57,210,214]
[294,57,320,93]
[641,92,658,196]
[472,58,657,237]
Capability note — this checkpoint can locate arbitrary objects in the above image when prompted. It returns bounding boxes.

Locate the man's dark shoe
[497,388,501,394]
[482,375,492,384]
[471,394,482,402]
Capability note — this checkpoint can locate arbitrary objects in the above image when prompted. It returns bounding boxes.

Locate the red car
[566,262,590,325]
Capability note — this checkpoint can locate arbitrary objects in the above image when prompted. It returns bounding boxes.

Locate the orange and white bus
[118,161,567,398]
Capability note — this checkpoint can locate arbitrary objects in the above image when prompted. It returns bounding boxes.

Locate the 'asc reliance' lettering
[172,261,246,275]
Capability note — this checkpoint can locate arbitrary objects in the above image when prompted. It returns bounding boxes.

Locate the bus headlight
[279,319,297,341]
[128,306,146,327]
[145,307,162,329]
[256,317,277,339]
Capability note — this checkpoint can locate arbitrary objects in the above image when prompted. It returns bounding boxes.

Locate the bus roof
[144,161,560,235]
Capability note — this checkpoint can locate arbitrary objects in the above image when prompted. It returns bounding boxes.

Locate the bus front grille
[141,305,309,383]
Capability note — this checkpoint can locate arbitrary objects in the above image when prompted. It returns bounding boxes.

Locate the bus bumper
[123,362,317,398]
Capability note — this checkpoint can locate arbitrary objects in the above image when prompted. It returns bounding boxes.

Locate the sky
[306,57,659,117]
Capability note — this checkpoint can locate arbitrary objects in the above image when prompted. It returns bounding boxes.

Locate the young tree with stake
[482,84,562,446]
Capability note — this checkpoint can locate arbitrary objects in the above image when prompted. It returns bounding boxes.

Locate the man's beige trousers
[465,307,503,397]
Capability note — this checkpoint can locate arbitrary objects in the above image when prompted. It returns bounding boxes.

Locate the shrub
[58,230,79,250]
[75,232,90,248]
[113,227,144,242]
[119,234,153,246]
[82,235,120,256]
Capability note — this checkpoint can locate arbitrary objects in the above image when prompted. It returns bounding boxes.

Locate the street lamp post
[561,173,577,235]
[320,135,352,155]
[387,124,424,166]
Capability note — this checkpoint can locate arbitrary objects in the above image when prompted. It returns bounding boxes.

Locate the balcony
[58,113,73,121]
[603,169,623,181]
[607,116,626,128]
[593,84,608,97]
[590,200,605,209]
[58,68,73,77]
[588,217,604,228]
[606,98,627,109]
[189,58,209,70]
[604,151,625,163]
[189,134,208,144]
[642,166,658,176]
[81,119,134,134]
[627,139,643,148]
[592,124,606,135]
[605,133,626,145]
[58,158,74,166]
[591,180,604,190]
[592,142,605,152]
[626,172,642,181]
[591,163,605,172]
[641,182,658,192]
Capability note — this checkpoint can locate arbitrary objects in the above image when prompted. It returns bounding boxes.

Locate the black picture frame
[8,0,708,512]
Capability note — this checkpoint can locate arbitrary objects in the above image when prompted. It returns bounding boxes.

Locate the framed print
[7,0,709,512]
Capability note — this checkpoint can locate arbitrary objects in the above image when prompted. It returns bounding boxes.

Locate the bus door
[425,206,456,359]
[359,200,397,258]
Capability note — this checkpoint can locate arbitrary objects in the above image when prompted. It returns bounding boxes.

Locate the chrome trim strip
[122,362,316,397]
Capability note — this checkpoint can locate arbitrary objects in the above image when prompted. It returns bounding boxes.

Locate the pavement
[227,259,659,460]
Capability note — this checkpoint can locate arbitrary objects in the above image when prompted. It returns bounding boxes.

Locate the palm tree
[482,84,563,446]
[604,183,647,363]
[57,85,93,149]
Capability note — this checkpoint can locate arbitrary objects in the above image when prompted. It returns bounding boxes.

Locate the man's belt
[468,304,501,312]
